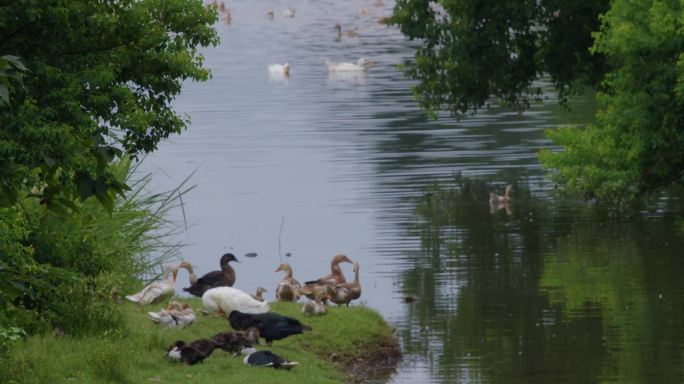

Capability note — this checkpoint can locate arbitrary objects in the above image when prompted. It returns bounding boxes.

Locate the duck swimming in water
[326,58,373,72]
[125,264,179,305]
[183,253,238,297]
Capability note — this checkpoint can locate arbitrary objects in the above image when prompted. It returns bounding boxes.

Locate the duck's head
[220,253,239,265]
[356,57,374,68]
[256,287,267,296]
[274,263,292,273]
[179,261,194,271]
[332,254,353,265]
[166,340,186,360]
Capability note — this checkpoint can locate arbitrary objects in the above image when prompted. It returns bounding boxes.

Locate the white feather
[202,287,270,316]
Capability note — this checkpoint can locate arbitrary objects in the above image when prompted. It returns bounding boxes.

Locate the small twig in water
[278,217,285,263]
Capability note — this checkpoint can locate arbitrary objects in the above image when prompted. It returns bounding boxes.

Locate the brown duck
[304,254,352,286]
[326,261,361,306]
[274,263,302,302]
[183,253,238,297]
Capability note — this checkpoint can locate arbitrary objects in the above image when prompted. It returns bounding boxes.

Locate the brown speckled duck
[326,261,361,306]
[274,263,302,302]
[183,253,238,297]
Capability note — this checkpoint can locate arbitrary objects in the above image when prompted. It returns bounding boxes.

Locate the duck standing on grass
[305,254,353,285]
[125,264,179,305]
[326,261,362,306]
[242,348,299,369]
[228,310,312,345]
[202,286,270,316]
[178,261,198,285]
[274,262,302,302]
[183,253,238,297]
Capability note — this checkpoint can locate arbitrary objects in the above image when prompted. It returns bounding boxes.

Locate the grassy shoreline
[0,299,400,384]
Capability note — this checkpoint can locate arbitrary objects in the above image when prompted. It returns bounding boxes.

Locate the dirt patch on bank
[332,335,402,383]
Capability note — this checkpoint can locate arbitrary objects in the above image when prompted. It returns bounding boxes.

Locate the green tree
[391,0,608,115]
[539,0,684,201]
[0,0,218,211]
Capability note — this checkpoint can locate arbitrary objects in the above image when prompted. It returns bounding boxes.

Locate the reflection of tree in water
[400,175,684,383]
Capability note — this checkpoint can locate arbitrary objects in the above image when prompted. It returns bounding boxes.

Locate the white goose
[326,57,373,72]
[125,264,179,305]
[202,286,269,317]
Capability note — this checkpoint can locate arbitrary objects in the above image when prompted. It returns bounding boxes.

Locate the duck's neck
[283,266,293,279]
[353,267,359,285]
[331,262,343,276]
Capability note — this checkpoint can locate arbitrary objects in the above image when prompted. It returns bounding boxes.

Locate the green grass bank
[0,300,400,384]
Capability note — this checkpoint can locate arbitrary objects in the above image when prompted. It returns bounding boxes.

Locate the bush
[0,157,188,350]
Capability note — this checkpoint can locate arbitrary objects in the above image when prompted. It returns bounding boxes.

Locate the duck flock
[126,252,362,368]
[206,0,391,81]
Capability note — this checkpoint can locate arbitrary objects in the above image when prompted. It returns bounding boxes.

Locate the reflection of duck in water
[489,185,512,215]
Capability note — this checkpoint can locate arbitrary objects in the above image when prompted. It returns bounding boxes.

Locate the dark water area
[139,1,684,382]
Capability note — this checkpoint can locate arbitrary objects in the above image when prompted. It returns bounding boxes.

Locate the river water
[140,1,684,382]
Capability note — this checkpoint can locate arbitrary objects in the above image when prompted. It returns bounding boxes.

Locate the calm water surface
[140,1,684,382]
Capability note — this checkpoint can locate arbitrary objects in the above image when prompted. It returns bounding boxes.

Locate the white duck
[202,286,270,317]
[268,63,290,78]
[125,264,178,305]
[326,57,373,72]
[148,300,196,328]
[282,8,296,18]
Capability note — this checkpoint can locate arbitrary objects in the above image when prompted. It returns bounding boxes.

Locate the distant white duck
[326,57,373,72]
[125,264,179,305]
[282,8,296,18]
[334,23,359,39]
[202,286,270,317]
[268,63,290,78]
[148,301,196,328]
